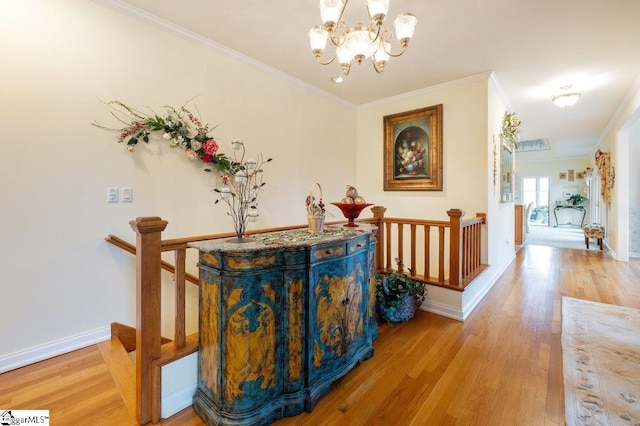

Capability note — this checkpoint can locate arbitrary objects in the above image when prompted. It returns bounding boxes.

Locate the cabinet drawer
[223,252,282,271]
[311,243,346,262]
[348,236,369,254]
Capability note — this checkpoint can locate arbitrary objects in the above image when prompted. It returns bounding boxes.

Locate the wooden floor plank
[1,245,639,425]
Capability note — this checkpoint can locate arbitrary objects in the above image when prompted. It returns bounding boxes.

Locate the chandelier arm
[315,52,337,66]
[342,62,351,76]
[382,42,409,58]
[372,60,384,74]
[368,23,382,44]
[327,30,343,47]
[335,0,350,29]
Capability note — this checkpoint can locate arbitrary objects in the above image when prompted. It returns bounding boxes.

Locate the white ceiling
[110,0,640,159]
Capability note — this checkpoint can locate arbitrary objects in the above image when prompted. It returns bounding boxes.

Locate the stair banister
[129,216,167,425]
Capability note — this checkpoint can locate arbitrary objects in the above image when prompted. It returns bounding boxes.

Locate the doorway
[522,177,550,226]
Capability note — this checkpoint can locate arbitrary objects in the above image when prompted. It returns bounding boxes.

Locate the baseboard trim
[162,383,197,419]
[0,326,111,374]
[421,301,464,322]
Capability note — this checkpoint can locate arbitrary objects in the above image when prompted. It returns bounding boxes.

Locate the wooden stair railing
[360,207,487,290]
[108,206,487,424]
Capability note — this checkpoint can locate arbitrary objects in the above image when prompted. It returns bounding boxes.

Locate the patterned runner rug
[562,297,640,425]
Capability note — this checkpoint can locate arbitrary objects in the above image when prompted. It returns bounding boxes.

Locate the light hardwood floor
[2,245,639,425]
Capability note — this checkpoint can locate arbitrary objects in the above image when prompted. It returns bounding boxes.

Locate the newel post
[447,209,465,287]
[129,216,168,425]
[371,206,386,272]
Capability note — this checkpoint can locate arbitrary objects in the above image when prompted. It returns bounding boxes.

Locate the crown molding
[489,71,513,111]
[597,72,640,146]
[357,71,494,111]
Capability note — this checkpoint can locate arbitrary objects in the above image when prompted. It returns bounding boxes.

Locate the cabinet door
[308,243,366,384]
[346,248,370,359]
[220,269,283,412]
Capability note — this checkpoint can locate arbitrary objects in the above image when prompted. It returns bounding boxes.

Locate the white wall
[597,78,640,260]
[0,0,356,364]
[462,76,518,317]
[630,120,640,257]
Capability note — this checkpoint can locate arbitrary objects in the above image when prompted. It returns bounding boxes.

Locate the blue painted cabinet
[190,226,377,425]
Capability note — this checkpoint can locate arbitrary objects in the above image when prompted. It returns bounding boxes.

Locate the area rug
[526,225,588,250]
[562,297,640,425]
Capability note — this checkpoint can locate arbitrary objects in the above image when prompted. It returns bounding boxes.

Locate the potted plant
[567,194,587,205]
[375,259,427,323]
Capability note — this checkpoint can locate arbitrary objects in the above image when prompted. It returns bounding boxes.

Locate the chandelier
[308,0,417,75]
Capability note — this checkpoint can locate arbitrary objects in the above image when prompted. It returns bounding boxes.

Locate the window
[522,177,550,225]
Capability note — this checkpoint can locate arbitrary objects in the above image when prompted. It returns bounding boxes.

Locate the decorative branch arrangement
[210,140,272,242]
[92,100,231,171]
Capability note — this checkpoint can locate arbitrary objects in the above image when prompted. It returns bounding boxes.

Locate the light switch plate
[121,187,133,202]
[107,187,119,203]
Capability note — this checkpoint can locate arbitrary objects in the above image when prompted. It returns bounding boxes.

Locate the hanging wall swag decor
[595,149,615,206]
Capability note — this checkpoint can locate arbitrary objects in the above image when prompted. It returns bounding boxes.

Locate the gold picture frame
[383,104,443,191]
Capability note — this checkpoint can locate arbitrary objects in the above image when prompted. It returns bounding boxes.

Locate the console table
[553,205,587,228]
[189,225,378,426]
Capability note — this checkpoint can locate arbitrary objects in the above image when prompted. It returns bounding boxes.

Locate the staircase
[107,206,488,424]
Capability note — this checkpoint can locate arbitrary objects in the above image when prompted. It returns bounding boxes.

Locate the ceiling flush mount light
[308,0,417,75]
[552,85,582,110]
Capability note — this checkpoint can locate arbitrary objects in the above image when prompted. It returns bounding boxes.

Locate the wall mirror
[500,139,514,203]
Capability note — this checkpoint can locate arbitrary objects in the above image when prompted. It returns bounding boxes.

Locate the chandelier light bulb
[366,0,390,25]
[319,0,344,30]
[394,13,417,45]
[373,39,390,71]
[309,26,329,55]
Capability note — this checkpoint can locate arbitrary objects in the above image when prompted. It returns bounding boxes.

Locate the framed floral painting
[383,104,443,191]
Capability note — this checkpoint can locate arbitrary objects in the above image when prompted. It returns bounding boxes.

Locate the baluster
[397,223,404,273]
[424,225,431,280]
[438,226,445,283]
[410,224,416,275]
[174,248,186,349]
[385,221,392,270]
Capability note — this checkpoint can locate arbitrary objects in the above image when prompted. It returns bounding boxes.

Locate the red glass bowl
[331,203,373,227]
